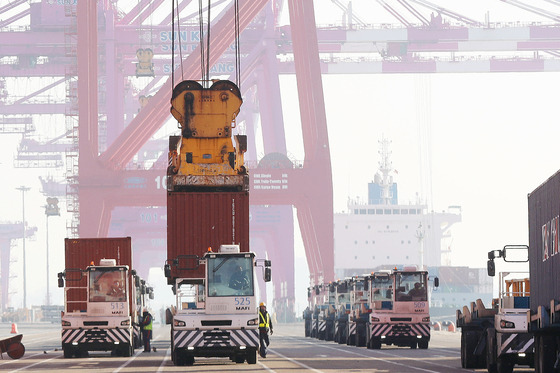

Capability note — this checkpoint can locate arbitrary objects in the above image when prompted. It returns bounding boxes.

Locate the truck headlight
[121,319,130,326]
[371,317,380,322]
[500,320,515,328]
[422,317,430,322]
[174,319,186,327]
[247,318,258,326]
[62,320,71,327]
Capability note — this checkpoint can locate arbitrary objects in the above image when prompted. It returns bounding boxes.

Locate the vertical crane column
[287,0,334,283]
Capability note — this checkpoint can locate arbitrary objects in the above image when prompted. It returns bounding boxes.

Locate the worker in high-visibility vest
[258,302,273,358]
[141,308,153,352]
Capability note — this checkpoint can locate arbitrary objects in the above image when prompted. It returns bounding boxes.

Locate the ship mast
[375,136,395,205]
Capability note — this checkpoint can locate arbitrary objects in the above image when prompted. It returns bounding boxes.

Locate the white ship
[333,138,492,319]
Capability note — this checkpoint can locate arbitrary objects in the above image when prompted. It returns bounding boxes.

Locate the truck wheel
[339,327,347,344]
[235,354,245,363]
[369,337,381,349]
[63,346,73,358]
[121,344,132,357]
[246,349,257,364]
[461,330,479,369]
[486,328,497,373]
[410,341,417,349]
[76,348,89,358]
[185,355,195,366]
[418,339,429,349]
[497,355,514,373]
[7,342,25,359]
[355,327,362,347]
[535,334,556,373]
[174,351,186,366]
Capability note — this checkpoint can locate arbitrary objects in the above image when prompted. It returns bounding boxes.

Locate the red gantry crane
[1,0,560,319]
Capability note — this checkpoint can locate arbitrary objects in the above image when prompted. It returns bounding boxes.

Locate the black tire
[369,337,382,350]
[338,324,347,344]
[304,320,311,337]
[486,328,498,373]
[418,339,429,349]
[535,334,557,373]
[185,355,195,366]
[234,355,245,363]
[410,341,417,349]
[247,349,257,364]
[174,351,186,366]
[497,355,514,373]
[63,346,73,358]
[122,344,132,357]
[461,330,479,369]
[358,326,367,347]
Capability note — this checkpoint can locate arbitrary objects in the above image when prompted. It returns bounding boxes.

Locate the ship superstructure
[334,138,462,278]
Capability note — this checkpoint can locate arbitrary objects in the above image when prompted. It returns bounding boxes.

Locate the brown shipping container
[64,237,133,313]
[167,191,250,279]
[528,170,560,315]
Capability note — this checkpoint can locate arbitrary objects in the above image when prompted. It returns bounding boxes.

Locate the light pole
[16,186,30,310]
[45,197,60,306]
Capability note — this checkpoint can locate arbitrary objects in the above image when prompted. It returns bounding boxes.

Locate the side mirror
[363,281,369,291]
[434,277,439,288]
[165,308,173,325]
[264,267,271,282]
[149,288,154,300]
[135,276,140,288]
[315,286,320,295]
[57,272,64,288]
[487,259,495,277]
[503,245,529,263]
[164,264,171,278]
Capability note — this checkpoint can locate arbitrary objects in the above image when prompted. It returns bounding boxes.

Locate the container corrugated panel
[64,237,132,313]
[167,191,250,279]
[528,170,560,315]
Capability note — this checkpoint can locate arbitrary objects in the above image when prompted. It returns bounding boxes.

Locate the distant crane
[0,222,37,312]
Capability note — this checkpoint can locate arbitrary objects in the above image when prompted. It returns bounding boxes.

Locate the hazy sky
[0,0,557,312]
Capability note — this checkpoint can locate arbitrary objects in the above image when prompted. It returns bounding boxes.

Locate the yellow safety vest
[259,311,269,328]
[143,314,153,331]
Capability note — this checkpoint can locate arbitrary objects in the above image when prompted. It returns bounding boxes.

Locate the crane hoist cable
[172,0,242,90]
[171,0,186,89]
[234,0,240,88]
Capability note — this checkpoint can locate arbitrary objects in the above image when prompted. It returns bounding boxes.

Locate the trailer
[0,334,25,359]
[527,170,560,372]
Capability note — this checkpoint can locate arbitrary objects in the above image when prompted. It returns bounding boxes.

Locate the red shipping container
[166,191,250,280]
[63,237,133,313]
